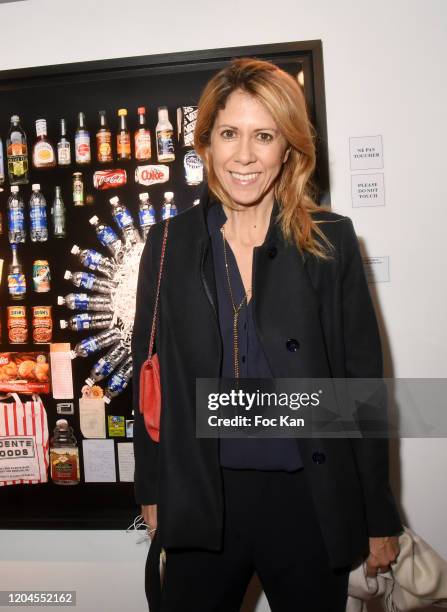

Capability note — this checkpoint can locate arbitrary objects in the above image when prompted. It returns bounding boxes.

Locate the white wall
[1,1,446,610]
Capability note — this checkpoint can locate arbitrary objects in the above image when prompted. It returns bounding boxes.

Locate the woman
[132,58,402,611]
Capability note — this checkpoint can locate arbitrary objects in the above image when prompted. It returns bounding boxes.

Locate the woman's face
[208,88,289,208]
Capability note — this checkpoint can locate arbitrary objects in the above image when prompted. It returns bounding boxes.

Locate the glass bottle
[96,110,113,163]
[156,106,175,162]
[33,119,56,168]
[75,112,91,165]
[6,115,29,185]
[51,186,66,239]
[49,419,80,485]
[116,108,131,160]
[57,118,71,166]
[134,107,151,161]
[8,244,26,300]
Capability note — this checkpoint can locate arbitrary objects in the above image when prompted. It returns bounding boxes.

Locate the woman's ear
[283,147,292,164]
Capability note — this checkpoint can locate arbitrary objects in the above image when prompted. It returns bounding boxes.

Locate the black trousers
[146,467,350,612]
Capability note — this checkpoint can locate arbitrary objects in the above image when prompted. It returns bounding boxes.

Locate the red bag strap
[147,218,170,361]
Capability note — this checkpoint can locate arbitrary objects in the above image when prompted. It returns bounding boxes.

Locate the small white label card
[363,256,390,283]
[50,343,74,399]
[79,398,106,438]
[117,442,135,482]
[82,439,116,482]
[351,173,385,207]
[349,135,384,170]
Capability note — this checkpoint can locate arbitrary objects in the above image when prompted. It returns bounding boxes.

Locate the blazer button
[267,246,278,259]
[312,451,326,464]
[286,338,300,352]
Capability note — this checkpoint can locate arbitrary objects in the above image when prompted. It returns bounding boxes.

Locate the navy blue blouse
[207,201,303,471]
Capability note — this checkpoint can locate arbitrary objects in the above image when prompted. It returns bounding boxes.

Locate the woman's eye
[221,129,235,139]
[257,132,274,143]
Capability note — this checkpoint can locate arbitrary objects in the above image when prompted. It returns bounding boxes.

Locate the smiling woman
[132,58,402,612]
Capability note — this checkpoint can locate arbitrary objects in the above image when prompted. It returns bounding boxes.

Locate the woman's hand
[366,535,400,577]
[141,504,157,538]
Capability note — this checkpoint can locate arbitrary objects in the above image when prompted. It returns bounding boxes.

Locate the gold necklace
[221,225,252,378]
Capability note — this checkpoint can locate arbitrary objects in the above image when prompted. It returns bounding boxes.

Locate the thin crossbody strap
[147,219,170,361]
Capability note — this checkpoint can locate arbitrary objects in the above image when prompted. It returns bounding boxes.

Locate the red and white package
[0,352,51,394]
[0,393,49,485]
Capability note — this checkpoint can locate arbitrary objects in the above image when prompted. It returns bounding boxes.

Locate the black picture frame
[0,40,329,530]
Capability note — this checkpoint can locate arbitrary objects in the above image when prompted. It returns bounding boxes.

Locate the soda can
[7,305,28,344]
[33,260,51,292]
[32,306,53,344]
[73,172,84,206]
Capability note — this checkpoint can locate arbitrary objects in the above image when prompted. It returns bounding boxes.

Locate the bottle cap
[164,191,174,202]
[137,106,146,114]
[55,419,69,428]
[63,270,72,280]
[89,216,99,225]
[104,395,111,405]
[71,245,80,255]
[109,196,119,205]
[57,296,65,305]
[138,192,149,201]
[11,115,20,122]
[118,109,127,116]
[60,320,68,329]
[85,378,94,387]
[32,184,40,191]
[11,186,19,193]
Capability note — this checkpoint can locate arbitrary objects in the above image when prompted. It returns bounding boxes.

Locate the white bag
[0,392,49,485]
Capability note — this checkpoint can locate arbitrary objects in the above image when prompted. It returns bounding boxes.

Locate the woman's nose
[234,136,256,164]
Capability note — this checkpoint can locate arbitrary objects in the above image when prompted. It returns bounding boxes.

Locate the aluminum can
[33,259,51,292]
[7,305,28,344]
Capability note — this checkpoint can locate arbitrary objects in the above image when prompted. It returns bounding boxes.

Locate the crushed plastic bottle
[85,343,128,385]
[71,244,117,279]
[57,292,114,312]
[70,328,122,359]
[103,356,133,403]
[109,195,140,247]
[89,215,123,261]
[60,312,113,332]
[64,270,117,294]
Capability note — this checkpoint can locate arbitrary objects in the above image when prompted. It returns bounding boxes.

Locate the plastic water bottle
[29,184,48,242]
[70,328,122,359]
[86,343,128,385]
[60,312,113,332]
[138,192,156,241]
[109,196,140,246]
[161,191,177,220]
[89,215,123,261]
[49,419,80,485]
[104,356,133,403]
[7,186,26,243]
[57,292,114,312]
[71,245,116,279]
[64,270,117,294]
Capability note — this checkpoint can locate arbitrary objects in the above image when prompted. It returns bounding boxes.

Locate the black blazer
[132,191,402,570]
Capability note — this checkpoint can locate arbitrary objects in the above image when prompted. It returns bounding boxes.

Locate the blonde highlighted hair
[194,57,333,259]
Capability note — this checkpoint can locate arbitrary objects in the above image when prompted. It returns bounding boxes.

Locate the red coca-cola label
[93,169,127,190]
